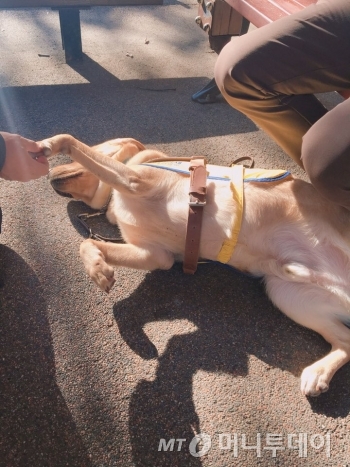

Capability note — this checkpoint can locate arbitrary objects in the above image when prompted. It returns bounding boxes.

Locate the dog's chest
[107,193,138,226]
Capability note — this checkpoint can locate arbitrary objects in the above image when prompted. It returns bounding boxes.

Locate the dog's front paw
[41,140,52,157]
[40,134,74,158]
[80,240,115,293]
[300,364,330,397]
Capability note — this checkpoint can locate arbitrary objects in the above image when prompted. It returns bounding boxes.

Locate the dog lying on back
[43,134,350,397]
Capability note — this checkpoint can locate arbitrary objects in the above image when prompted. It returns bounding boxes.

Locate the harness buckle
[189,198,206,207]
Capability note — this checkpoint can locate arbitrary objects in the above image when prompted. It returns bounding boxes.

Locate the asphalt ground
[0,3,349,467]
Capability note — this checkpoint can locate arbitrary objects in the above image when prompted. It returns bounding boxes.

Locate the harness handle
[230,156,255,168]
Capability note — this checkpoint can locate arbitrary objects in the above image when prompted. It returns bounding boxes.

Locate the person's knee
[214,41,257,97]
[302,128,350,207]
[302,130,322,183]
[214,46,237,93]
[302,130,333,194]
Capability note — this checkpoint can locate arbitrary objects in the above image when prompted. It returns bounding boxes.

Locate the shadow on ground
[0,55,256,147]
[113,264,350,466]
[0,245,91,466]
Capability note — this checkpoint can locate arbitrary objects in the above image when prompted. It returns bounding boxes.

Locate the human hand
[0,132,49,182]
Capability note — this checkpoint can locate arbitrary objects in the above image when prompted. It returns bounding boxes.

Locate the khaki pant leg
[214,0,350,166]
[302,98,350,209]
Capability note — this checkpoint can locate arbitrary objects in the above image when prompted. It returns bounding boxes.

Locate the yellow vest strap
[216,164,244,263]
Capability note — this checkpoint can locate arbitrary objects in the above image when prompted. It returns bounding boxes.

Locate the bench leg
[58,8,83,62]
[191,78,221,104]
[192,16,250,104]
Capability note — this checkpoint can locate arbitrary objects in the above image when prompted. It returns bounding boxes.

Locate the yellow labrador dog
[43,134,350,397]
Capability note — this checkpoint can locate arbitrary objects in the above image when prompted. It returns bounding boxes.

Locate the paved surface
[0,3,349,467]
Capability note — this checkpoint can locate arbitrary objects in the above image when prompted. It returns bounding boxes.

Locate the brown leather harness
[76,156,260,275]
[76,156,208,274]
[182,157,207,274]
[140,156,208,274]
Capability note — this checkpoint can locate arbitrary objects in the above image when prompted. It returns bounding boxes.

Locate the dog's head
[48,138,145,209]
[49,161,104,206]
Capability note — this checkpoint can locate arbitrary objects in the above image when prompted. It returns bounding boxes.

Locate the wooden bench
[192,0,349,102]
[0,0,162,63]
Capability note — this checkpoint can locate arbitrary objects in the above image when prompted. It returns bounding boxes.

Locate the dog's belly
[226,181,350,280]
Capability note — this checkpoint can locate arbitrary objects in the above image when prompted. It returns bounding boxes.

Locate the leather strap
[183,157,207,274]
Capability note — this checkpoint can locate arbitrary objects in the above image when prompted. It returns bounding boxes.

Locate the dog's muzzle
[49,176,74,198]
[48,169,81,199]
[51,186,73,198]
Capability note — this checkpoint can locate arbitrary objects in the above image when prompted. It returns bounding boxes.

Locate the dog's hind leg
[265,276,350,396]
[80,239,175,293]
[125,149,170,166]
[92,138,145,162]
[42,134,153,195]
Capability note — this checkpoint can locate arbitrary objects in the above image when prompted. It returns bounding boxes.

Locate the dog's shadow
[0,245,91,466]
[113,262,350,466]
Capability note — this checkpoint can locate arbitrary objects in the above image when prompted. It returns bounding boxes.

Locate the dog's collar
[89,181,113,211]
[99,190,113,214]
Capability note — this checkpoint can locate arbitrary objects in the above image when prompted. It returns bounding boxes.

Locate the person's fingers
[20,136,42,153]
[5,154,49,181]
[0,133,50,181]
[34,155,49,166]
[27,157,49,179]
[28,150,48,160]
